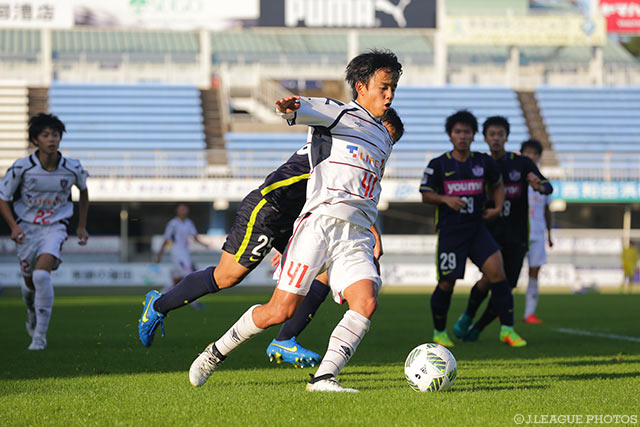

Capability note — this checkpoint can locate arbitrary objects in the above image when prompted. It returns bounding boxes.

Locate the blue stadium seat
[536,87,640,172]
[50,82,206,177]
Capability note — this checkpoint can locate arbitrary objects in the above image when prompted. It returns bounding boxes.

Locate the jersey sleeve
[279,97,347,128]
[419,158,441,193]
[67,158,89,191]
[523,156,553,195]
[0,160,23,202]
[163,221,175,241]
[485,155,502,185]
[188,219,197,236]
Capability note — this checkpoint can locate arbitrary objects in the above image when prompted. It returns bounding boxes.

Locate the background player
[0,113,89,350]
[521,139,554,323]
[265,108,404,367]
[420,110,525,348]
[188,50,402,393]
[453,120,553,342]
[154,203,209,305]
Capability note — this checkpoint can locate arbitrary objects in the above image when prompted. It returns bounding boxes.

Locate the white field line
[553,328,640,343]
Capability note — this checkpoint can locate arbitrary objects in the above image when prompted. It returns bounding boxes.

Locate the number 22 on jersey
[33,209,53,224]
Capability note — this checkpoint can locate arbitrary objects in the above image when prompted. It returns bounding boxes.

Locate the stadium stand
[52,29,199,62]
[0,81,29,172]
[226,86,530,178]
[536,86,640,179]
[49,82,207,177]
[0,29,40,61]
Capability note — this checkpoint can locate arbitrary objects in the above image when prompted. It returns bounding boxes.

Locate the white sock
[215,304,264,356]
[33,270,54,338]
[525,278,539,318]
[314,310,370,378]
[21,282,35,311]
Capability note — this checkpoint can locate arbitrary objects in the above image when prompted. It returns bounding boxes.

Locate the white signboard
[0,261,623,288]
[0,0,72,28]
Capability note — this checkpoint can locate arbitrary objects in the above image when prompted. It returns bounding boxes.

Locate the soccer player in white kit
[0,113,89,350]
[188,50,402,392]
[155,203,208,288]
[521,139,553,324]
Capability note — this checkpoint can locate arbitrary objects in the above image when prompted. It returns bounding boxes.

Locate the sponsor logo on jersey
[345,145,386,172]
[509,170,521,181]
[505,183,523,199]
[445,170,455,177]
[472,165,484,177]
[424,167,434,175]
[444,179,484,196]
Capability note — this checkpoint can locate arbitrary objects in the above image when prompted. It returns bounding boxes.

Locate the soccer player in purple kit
[420,110,526,348]
[453,117,553,344]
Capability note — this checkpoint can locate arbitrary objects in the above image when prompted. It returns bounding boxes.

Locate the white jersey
[528,185,550,241]
[163,217,197,261]
[0,152,88,225]
[281,97,393,228]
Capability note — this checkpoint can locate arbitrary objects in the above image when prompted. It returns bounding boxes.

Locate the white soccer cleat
[28,335,46,351]
[189,343,225,387]
[26,309,36,338]
[305,374,359,393]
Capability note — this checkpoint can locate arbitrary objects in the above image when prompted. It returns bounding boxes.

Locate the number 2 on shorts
[286,261,309,288]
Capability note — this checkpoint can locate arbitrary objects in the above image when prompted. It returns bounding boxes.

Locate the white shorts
[16,222,67,276]
[170,256,194,280]
[527,239,547,268]
[276,214,381,304]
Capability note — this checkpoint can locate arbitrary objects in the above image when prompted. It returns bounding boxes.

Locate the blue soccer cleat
[138,290,165,347]
[453,312,473,339]
[266,337,321,368]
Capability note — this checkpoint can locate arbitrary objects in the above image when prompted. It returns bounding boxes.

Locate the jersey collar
[351,100,383,124]
[32,150,63,171]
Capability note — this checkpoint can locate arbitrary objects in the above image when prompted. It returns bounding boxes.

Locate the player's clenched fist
[275,96,301,114]
[526,172,541,190]
[10,225,25,244]
[444,196,466,211]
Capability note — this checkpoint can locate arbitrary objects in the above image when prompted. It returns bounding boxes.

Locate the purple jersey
[420,151,501,229]
[487,152,553,246]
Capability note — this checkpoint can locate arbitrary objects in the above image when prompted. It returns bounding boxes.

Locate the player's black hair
[383,107,404,143]
[345,49,403,99]
[521,139,544,155]
[482,115,510,137]
[28,113,66,142]
[445,110,478,135]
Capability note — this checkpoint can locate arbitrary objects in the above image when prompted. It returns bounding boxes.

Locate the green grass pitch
[1,289,639,426]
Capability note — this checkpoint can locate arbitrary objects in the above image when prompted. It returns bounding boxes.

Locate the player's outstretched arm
[77,188,89,245]
[0,199,24,243]
[155,240,169,263]
[193,235,209,248]
[276,96,348,127]
[275,96,301,114]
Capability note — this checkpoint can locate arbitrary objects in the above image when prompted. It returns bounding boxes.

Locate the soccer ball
[404,343,457,392]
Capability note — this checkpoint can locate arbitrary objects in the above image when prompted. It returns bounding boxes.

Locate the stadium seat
[536,86,640,175]
[50,83,206,177]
